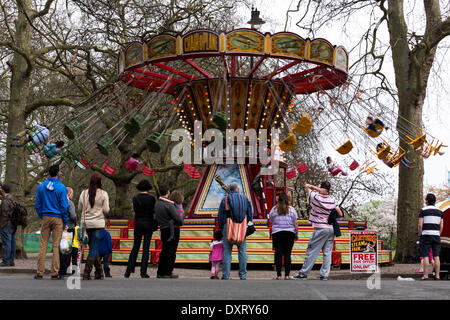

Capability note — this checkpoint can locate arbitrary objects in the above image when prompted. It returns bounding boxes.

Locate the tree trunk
[111,179,133,219]
[5,0,34,259]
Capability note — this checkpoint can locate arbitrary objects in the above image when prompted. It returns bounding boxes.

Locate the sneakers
[9,262,15,267]
[34,275,43,280]
[140,274,149,278]
[51,275,63,280]
[292,273,307,280]
[320,276,329,281]
[157,273,179,279]
[0,262,10,267]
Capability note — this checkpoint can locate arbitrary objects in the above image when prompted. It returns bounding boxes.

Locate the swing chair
[432,140,444,156]
[360,160,377,175]
[297,163,308,174]
[386,146,406,167]
[286,168,297,179]
[124,112,147,135]
[146,132,165,153]
[349,160,359,171]
[142,166,155,177]
[61,142,85,164]
[25,140,41,154]
[361,126,381,138]
[96,136,116,156]
[332,133,353,155]
[406,129,426,149]
[371,140,391,160]
[278,130,297,153]
[415,140,434,159]
[291,111,312,135]
[63,119,83,140]
[75,157,96,170]
[102,158,120,175]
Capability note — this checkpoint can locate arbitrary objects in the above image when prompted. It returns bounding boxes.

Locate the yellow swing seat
[291,112,313,135]
[416,142,434,159]
[433,141,444,156]
[386,147,406,167]
[335,140,353,155]
[406,130,426,150]
[278,130,297,152]
[371,141,391,160]
[360,160,377,174]
[361,126,381,138]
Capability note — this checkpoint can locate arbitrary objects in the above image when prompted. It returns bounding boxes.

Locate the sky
[236,0,450,189]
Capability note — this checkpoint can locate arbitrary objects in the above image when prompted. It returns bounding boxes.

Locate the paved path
[0,276,448,300]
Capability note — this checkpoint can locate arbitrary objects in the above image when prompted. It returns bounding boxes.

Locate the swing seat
[64,120,83,140]
[349,160,359,171]
[416,142,433,159]
[406,131,426,149]
[75,157,95,170]
[291,112,312,135]
[386,147,406,167]
[278,131,297,152]
[142,166,155,177]
[433,141,443,156]
[286,169,297,179]
[361,126,381,138]
[124,113,147,135]
[96,136,116,156]
[62,142,85,163]
[373,118,385,131]
[336,140,353,155]
[329,167,344,177]
[145,132,164,153]
[374,143,391,160]
[365,164,377,174]
[297,163,308,174]
[25,141,41,154]
[102,161,119,175]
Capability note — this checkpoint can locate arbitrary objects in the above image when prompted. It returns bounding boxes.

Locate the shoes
[12,136,19,141]
[157,273,179,279]
[105,274,112,278]
[140,274,149,278]
[240,278,246,280]
[320,276,329,281]
[0,262,10,267]
[292,273,307,280]
[221,276,231,280]
[415,269,423,274]
[124,271,131,278]
[51,275,63,280]
[34,275,43,280]
[9,262,15,267]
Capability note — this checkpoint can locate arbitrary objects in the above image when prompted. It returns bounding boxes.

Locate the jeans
[0,225,16,264]
[87,228,104,258]
[101,254,110,276]
[126,219,153,275]
[222,226,247,280]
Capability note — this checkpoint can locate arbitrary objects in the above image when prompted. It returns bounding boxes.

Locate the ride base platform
[82,219,392,266]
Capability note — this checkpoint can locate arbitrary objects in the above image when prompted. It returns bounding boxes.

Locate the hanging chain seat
[386,146,406,167]
[372,141,391,160]
[61,142,85,164]
[291,112,312,135]
[96,136,116,156]
[360,160,377,174]
[296,163,308,174]
[142,166,156,176]
[335,139,353,155]
[349,160,359,170]
[278,130,297,152]
[124,112,147,135]
[406,129,426,149]
[25,140,41,154]
[361,126,381,138]
[75,157,95,170]
[415,141,434,159]
[102,158,120,175]
[286,168,297,179]
[146,132,164,153]
[64,119,83,140]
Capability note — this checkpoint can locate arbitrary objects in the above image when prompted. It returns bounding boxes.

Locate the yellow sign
[147,35,177,60]
[226,30,265,54]
[271,34,305,59]
[183,31,219,54]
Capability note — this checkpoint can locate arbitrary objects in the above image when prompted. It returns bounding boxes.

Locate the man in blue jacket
[218,182,253,280]
[34,165,68,280]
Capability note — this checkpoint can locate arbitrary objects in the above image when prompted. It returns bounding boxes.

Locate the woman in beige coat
[79,173,110,280]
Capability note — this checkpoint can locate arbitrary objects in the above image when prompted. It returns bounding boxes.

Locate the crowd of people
[0,163,445,281]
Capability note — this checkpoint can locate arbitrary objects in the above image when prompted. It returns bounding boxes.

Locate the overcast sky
[238,0,449,189]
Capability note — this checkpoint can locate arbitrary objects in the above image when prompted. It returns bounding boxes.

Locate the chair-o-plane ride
[28,21,445,265]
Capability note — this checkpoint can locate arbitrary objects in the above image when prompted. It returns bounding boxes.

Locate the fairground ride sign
[350,230,378,273]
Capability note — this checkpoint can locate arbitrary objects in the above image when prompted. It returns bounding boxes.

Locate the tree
[287,0,450,262]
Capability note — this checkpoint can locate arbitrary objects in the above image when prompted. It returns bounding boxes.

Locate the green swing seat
[124,113,147,135]
[64,120,83,140]
[146,132,164,153]
[96,136,116,156]
[61,142,85,164]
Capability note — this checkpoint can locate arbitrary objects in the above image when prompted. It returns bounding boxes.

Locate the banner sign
[350,230,377,273]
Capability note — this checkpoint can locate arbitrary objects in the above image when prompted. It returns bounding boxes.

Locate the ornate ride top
[117,28,348,134]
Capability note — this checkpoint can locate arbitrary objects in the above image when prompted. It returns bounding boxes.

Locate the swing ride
[24,24,445,222]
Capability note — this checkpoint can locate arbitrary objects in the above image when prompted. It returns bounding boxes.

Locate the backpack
[11,201,28,227]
